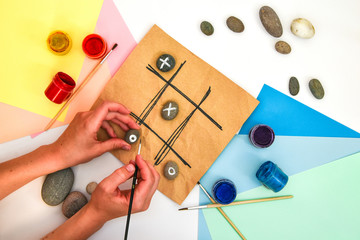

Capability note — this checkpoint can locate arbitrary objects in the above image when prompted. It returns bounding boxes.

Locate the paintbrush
[124,139,141,240]
[179,195,293,211]
[44,43,118,131]
[197,182,246,240]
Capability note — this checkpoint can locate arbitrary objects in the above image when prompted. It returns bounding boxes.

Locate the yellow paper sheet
[0,0,103,121]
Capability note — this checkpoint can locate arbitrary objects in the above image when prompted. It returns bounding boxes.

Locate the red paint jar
[44,72,76,104]
[82,34,107,59]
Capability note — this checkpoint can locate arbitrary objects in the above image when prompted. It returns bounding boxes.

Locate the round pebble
[275,41,291,54]
[161,101,179,120]
[226,16,245,33]
[289,77,300,96]
[164,161,179,180]
[62,191,88,218]
[200,21,214,36]
[86,182,97,195]
[259,6,283,38]
[291,18,315,39]
[156,54,176,72]
[125,129,140,144]
[41,168,74,206]
[309,79,325,99]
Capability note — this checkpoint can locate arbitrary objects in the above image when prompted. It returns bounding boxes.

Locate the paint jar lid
[212,179,237,204]
[256,161,288,192]
[82,34,107,59]
[47,31,72,55]
[249,124,275,148]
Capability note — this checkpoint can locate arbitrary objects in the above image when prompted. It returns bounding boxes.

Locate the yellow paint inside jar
[47,31,72,55]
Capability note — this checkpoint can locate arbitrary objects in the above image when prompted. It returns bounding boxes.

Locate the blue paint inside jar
[212,179,237,204]
[256,161,288,192]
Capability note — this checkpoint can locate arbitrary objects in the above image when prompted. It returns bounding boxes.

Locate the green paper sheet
[202,151,360,239]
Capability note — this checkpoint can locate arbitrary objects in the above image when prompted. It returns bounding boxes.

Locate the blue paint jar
[212,179,237,204]
[256,161,288,192]
[249,124,275,148]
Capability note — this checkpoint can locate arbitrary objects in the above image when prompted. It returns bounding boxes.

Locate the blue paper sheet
[198,84,360,239]
[239,85,360,138]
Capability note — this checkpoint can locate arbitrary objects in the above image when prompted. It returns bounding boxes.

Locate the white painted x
[160,57,171,69]
[163,103,176,116]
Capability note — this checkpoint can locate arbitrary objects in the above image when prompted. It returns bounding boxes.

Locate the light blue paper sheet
[198,84,360,239]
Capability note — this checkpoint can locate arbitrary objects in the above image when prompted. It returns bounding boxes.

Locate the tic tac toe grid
[130,60,222,168]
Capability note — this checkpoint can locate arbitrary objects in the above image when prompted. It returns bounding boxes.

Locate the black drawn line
[130,112,191,168]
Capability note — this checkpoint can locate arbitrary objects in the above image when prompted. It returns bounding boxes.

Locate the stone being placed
[41,168,74,206]
[291,18,315,39]
[125,129,140,144]
[259,6,283,38]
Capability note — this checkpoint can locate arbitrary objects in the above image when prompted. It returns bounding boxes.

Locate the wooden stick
[179,195,293,211]
[44,43,118,131]
[198,182,246,240]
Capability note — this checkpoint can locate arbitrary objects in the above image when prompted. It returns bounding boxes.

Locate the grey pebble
[275,41,291,54]
[289,77,300,96]
[41,168,74,206]
[156,54,175,72]
[309,79,325,99]
[200,21,214,36]
[164,161,179,180]
[226,16,244,33]
[125,129,140,144]
[62,191,88,218]
[161,101,179,120]
[259,6,283,38]
[86,182,97,195]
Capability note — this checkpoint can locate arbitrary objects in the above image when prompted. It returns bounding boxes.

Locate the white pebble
[291,18,315,39]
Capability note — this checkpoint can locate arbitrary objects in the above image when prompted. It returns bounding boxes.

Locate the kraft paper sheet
[92,25,259,204]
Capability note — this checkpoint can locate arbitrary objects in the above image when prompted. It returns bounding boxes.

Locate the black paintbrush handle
[124,165,139,240]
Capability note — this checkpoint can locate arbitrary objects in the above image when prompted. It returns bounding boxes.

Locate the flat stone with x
[156,54,176,72]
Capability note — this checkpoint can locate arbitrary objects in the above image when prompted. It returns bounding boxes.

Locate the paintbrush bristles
[112,43,118,50]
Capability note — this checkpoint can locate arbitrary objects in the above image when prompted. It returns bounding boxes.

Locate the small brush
[124,139,141,240]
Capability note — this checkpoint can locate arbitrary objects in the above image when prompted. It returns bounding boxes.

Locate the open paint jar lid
[82,34,107,59]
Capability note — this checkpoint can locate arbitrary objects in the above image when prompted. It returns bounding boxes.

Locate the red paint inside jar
[84,38,103,55]
[82,34,107,59]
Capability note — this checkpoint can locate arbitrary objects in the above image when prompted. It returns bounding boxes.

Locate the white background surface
[1,0,360,239]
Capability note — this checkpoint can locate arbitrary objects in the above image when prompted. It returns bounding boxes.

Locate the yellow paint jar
[47,31,72,55]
